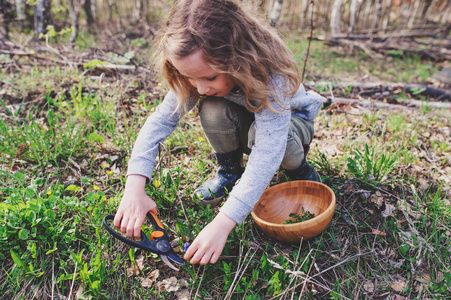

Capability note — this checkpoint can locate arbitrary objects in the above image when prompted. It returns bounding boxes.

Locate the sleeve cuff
[220,195,254,225]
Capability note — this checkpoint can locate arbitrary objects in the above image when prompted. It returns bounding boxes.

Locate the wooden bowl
[251,181,335,243]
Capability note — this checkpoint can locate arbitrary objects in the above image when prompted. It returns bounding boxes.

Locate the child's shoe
[194,148,244,207]
[284,159,322,183]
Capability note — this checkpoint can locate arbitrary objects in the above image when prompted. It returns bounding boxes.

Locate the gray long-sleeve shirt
[127,83,323,225]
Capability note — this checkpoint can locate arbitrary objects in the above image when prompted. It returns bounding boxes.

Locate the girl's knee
[281,134,305,170]
[199,97,240,131]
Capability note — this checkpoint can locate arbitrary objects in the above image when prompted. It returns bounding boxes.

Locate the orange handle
[150,231,164,240]
[149,211,165,230]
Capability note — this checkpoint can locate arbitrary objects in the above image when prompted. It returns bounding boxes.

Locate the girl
[114,0,323,265]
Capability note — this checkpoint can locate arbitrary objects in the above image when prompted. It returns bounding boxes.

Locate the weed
[347,143,400,183]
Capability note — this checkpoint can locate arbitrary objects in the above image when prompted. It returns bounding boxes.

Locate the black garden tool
[103,212,185,271]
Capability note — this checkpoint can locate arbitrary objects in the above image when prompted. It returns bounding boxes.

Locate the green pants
[198,97,314,170]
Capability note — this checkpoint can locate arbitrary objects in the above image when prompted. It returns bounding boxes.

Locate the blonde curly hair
[153,0,301,113]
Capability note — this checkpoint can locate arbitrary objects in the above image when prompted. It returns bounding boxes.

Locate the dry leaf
[141,278,153,288]
[175,289,190,300]
[180,279,189,288]
[382,203,396,218]
[148,269,160,282]
[75,286,84,298]
[372,228,386,236]
[135,254,145,270]
[111,163,121,175]
[156,281,165,293]
[163,276,180,292]
[370,194,385,207]
[126,265,140,277]
[323,144,341,157]
[126,260,141,277]
[391,280,407,292]
[389,259,405,268]
[363,280,374,293]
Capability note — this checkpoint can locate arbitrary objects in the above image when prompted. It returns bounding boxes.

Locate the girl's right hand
[113,175,158,239]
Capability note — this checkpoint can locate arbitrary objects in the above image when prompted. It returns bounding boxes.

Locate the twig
[52,258,55,300]
[325,97,451,110]
[300,243,316,298]
[195,266,206,299]
[289,238,304,300]
[280,252,369,299]
[68,261,78,300]
[225,242,258,300]
[310,251,370,278]
[301,0,315,82]
[268,251,350,300]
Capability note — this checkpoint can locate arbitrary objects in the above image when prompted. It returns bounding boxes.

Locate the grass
[1,29,450,299]
[287,38,439,83]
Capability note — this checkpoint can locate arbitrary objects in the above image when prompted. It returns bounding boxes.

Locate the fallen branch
[324,97,451,110]
[326,32,447,41]
[0,48,151,74]
[307,81,451,102]
[94,63,151,74]
[313,35,451,62]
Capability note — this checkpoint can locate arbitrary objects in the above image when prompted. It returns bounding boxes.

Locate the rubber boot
[194,148,244,207]
[284,159,322,183]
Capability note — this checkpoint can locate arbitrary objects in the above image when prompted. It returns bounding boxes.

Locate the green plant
[107,51,135,64]
[363,112,380,128]
[83,59,106,71]
[131,38,149,48]
[38,25,75,43]
[0,175,117,296]
[343,84,353,98]
[347,144,400,183]
[283,209,316,224]
[0,111,86,171]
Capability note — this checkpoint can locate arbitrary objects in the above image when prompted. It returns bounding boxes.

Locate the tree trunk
[301,0,310,23]
[372,0,382,31]
[361,0,374,31]
[441,3,451,24]
[330,0,343,36]
[132,0,141,22]
[83,0,95,29]
[15,0,25,29]
[34,0,46,38]
[421,0,433,20]
[382,0,392,33]
[348,0,359,33]
[68,0,78,43]
[269,0,284,27]
[142,0,149,25]
[408,0,421,28]
[0,0,12,40]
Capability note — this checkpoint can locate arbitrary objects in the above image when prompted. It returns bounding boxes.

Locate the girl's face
[171,49,235,97]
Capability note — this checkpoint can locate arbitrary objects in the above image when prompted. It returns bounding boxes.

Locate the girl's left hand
[184,212,236,265]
